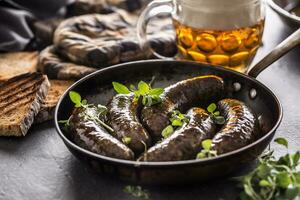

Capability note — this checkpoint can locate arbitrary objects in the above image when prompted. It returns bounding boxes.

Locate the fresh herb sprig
[161,125,174,139]
[207,103,225,125]
[112,80,164,107]
[69,91,88,108]
[196,139,217,159]
[59,91,113,133]
[122,136,132,145]
[161,110,190,138]
[123,185,150,199]
[58,91,90,128]
[170,110,190,126]
[238,137,300,200]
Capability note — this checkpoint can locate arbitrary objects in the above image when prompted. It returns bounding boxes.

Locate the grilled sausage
[139,107,216,161]
[211,99,260,154]
[141,75,224,140]
[108,94,151,154]
[68,106,134,160]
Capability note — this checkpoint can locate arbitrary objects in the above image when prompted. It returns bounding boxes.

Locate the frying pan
[54,28,300,184]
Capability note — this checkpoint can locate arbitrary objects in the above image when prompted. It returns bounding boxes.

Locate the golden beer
[174,19,264,72]
[137,0,265,73]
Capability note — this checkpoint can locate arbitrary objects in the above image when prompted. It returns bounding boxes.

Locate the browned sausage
[139,107,216,161]
[211,98,260,154]
[141,75,224,140]
[108,94,151,154]
[69,106,134,160]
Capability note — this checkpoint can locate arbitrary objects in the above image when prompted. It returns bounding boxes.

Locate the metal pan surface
[55,60,282,184]
[268,0,300,25]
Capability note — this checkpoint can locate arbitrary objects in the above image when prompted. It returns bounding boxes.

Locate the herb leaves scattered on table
[123,185,150,199]
[238,137,300,200]
[112,80,164,107]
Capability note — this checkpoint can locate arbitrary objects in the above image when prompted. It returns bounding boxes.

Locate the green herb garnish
[112,82,130,94]
[202,139,213,150]
[69,91,88,108]
[58,119,69,125]
[161,125,174,138]
[112,80,164,107]
[58,119,71,130]
[123,185,150,199]
[59,91,114,133]
[122,137,132,145]
[161,110,190,138]
[207,103,225,125]
[238,137,300,200]
[274,137,288,148]
[196,139,217,159]
[170,110,190,126]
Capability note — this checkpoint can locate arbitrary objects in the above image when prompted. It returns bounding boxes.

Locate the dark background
[0,6,300,200]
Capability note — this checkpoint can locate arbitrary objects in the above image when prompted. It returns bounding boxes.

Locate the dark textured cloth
[38,46,96,80]
[67,0,149,16]
[38,10,176,79]
[0,7,34,51]
[0,0,73,51]
[53,10,176,68]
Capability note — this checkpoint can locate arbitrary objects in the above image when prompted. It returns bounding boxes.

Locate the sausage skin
[139,107,216,161]
[141,75,224,140]
[69,107,134,160]
[211,98,260,154]
[108,94,151,154]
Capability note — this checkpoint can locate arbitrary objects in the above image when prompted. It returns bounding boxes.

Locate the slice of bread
[0,51,38,82]
[35,80,74,124]
[0,73,50,136]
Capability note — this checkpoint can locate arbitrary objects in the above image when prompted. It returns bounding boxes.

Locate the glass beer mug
[137,0,265,73]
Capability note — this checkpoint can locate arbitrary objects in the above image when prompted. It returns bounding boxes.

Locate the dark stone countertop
[0,6,300,200]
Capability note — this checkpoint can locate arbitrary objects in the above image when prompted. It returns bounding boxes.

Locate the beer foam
[173,0,264,30]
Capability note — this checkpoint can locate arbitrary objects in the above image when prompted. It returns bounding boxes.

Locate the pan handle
[247,28,300,78]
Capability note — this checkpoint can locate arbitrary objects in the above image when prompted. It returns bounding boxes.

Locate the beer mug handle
[137,0,174,59]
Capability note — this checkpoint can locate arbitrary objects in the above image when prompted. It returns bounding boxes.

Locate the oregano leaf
[122,137,132,145]
[112,82,130,94]
[202,139,212,150]
[138,81,150,95]
[213,111,220,116]
[69,91,81,107]
[81,99,88,105]
[172,119,183,127]
[275,137,288,148]
[207,103,217,113]
[162,125,174,138]
[130,84,136,91]
[196,152,206,159]
[149,88,164,96]
[214,116,226,125]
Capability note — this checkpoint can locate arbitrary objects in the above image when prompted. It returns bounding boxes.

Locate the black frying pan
[54,29,300,184]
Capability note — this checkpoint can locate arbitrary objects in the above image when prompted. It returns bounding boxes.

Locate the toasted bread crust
[0,52,38,82]
[35,80,74,124]
[0,73,50,136]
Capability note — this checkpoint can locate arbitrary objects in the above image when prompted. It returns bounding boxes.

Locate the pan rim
[268,0,300,24]
[54,59,283,167]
